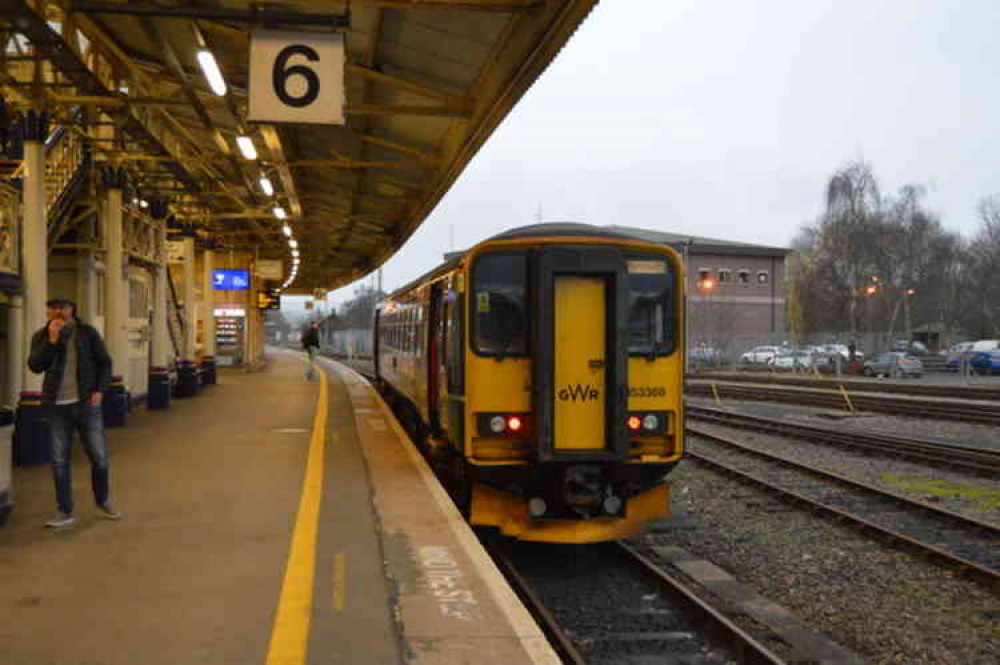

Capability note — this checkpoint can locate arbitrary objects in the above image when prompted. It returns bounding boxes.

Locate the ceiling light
[196,50,227,96]
[258,176,274,196]
[139,200,149,209]
[292,249,299,257]
[289,239,298,249]
[273,206,286,220]
[282,224,292,237]
[236,135,257,160]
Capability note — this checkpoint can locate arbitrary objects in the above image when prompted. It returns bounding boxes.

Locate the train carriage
[374,223,684,544]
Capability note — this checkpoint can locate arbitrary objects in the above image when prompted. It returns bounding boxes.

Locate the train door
[553,276,606,449]
[535,247,629,461]
[427,282,442,433]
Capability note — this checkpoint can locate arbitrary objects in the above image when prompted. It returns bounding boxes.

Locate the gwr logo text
[558,384,600,402]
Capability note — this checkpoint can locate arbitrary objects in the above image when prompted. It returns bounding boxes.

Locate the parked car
[892,340,931,356]
[863,352,924,378]
[740,345,781,364]
[945,340,999,372]
[819,343,864,361]
[967,350,1000,375]
[769,349,816,371]
[688,345,725,366]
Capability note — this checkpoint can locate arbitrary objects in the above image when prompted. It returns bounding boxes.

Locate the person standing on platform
[28,297,120,528]
[302,321,321,381]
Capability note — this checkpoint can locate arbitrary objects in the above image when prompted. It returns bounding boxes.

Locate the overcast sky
[302,0,999,312]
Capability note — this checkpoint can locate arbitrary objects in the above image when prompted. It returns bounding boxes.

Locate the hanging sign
[248,30,345,125]
[256,259,283,280]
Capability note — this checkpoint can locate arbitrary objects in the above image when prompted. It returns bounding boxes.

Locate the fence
[321,327,372,360]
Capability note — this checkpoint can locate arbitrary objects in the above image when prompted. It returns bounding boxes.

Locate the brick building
[608,226,789,352]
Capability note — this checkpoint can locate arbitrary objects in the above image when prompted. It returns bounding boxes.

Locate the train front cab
[463,238,684,544]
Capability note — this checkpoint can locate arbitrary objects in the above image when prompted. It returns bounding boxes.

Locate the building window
[757,270,769,286]
[717,269,731,283]
[738,269,750,285]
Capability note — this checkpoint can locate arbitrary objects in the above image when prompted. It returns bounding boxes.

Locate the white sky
[293,0,1000,313]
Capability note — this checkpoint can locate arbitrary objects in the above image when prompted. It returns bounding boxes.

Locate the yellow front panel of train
[554,275,606,450]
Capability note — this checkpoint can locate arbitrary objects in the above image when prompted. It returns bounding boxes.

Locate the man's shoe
[45,512,75,529]
[98,503,122,520]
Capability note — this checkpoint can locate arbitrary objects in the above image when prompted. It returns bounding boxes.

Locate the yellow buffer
[554,275,606,450]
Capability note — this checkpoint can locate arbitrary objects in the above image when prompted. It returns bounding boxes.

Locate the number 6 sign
[248,30,345,125]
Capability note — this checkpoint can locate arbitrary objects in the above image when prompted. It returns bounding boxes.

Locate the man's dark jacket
[301,328,319,350]
[28,320,113,406]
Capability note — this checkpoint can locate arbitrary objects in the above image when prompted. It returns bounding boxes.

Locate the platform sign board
[248,30,345,125]
[256,259,283,280]
[258,289,281,310]
[213,269,250,291]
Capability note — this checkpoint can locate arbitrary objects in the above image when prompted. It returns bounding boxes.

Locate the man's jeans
[306,347,318,380]
[47,401,110,515]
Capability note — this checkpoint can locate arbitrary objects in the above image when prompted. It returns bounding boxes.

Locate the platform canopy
[0,0,598,290]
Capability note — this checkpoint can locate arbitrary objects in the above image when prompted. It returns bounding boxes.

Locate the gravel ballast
[661,459,1000,664]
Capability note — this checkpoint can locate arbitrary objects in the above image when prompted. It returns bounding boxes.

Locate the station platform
[0,349,557,665]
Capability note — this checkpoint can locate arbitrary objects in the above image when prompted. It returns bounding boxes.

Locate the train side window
[471,251,528,356]
[626,255,676,356]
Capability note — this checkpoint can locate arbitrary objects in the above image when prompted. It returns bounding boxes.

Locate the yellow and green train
[374,223,684,544]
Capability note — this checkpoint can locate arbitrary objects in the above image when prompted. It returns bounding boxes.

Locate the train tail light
[477,413,531,437]
[626,411,667,434]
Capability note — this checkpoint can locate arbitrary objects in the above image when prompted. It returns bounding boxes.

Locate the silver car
[862,352,923,378]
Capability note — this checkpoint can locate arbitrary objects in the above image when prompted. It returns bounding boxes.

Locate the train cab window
[472,252,528,356]
[626,256,676,356]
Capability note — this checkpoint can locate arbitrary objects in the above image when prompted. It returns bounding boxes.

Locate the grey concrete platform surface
[0,349,556,665]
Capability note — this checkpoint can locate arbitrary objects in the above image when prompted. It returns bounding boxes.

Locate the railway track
[686,405,1000,477]
[485,538,789,665]
[687,426,1000,586]
[687,371,1000,402]
[686,379,1000,424]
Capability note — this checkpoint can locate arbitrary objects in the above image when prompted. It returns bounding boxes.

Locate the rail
[686,405,1000,477]
[688,427,1000,586]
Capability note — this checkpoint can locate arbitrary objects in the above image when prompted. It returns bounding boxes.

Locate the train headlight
[507,416,523,432]
[642,414,659,431]
[627,416,641,431]
[489,415,506,434]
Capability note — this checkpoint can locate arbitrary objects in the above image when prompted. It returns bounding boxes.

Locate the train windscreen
[626,256,676,356]
[472,251,529,356]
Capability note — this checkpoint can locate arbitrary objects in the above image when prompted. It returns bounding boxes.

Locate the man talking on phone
[28,297,120,528]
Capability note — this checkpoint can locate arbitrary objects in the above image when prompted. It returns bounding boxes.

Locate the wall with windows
[687,251,787,347]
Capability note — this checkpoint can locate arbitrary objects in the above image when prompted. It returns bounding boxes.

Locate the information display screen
[213,269,250,291]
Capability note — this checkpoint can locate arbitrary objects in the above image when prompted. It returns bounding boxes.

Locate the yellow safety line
[265,368,328,665]
[332,553,347,612]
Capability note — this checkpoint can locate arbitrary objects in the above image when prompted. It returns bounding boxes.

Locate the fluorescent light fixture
[282,224,292,237]
[272,206,286,220]
[196,49,227,96]
[258,176,274,197]
[236,135,257,160]
[289,239,298,249]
